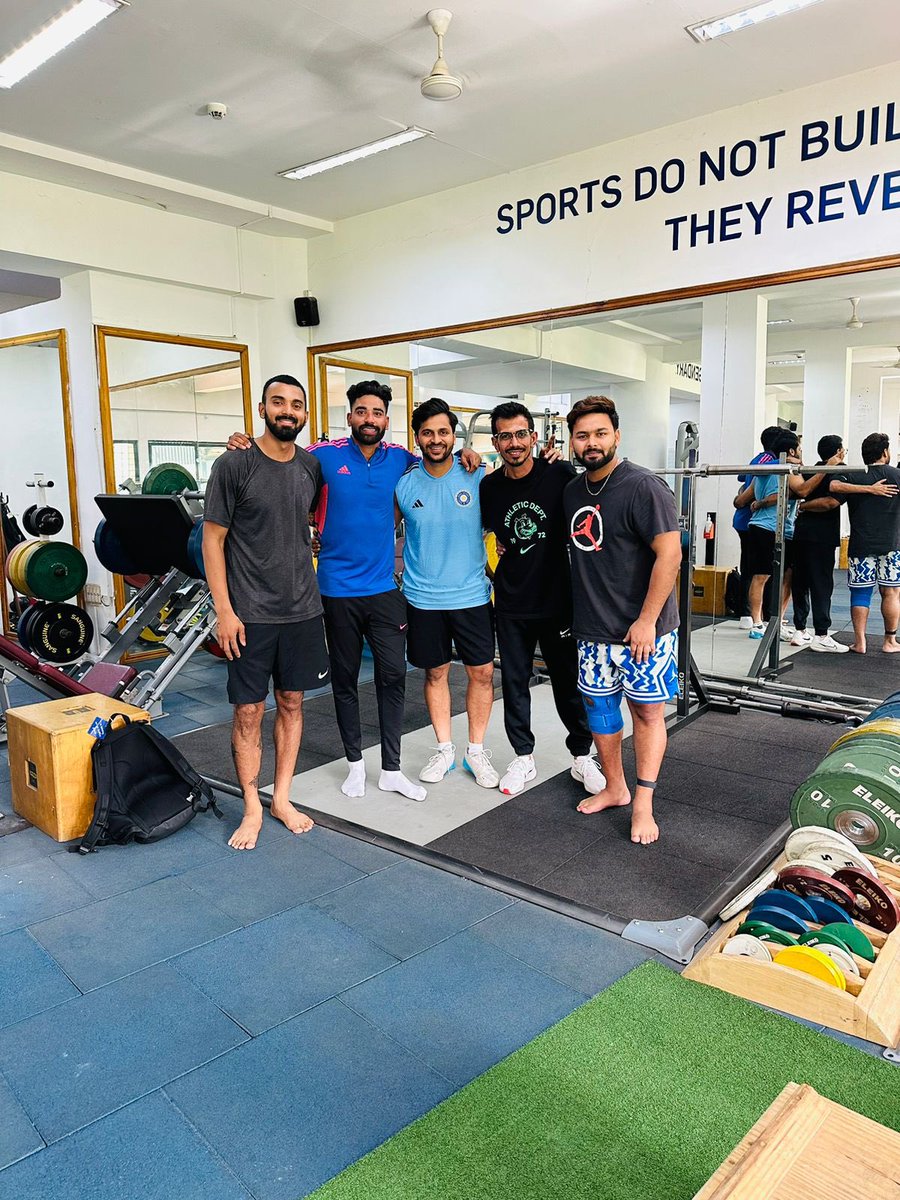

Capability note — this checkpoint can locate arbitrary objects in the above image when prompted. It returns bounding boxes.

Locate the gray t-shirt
[563,460,680,643]
[204,442,323,624]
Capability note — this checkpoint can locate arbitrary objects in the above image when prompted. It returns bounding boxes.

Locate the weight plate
[790,756,900,862]
[785,825,871,862]
[804,896,854,926]
[805,941,860,979]
[799,926,862,954]
[142,462,198,495]
[21,505,38,536]
[16,603,44,654]
[830,719,900,751]
[722,934,772,962]
[772,945,847,990]
[776,865,856,910]
[22,540,87,602]
[93,518,143,577]
[786,855,836,876]
[799,839,876,877]
[5,540,33,591]
[735,920,798,947]
[718,870,778,922]
[751,889,818,922]
[26,603,94,664]
[187,519,205,580]
[123,573,152,589]
[33,506,64,536]
[832,868,900,933]
[201,633,228,660]
[817,921,876,963]
[744,904,809,936]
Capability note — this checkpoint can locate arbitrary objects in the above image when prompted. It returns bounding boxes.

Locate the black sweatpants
[496,615,592,758]
[791,541,837,636]
[322,590,407,771]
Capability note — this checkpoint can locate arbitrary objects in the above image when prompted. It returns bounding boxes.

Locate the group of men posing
[733,425,900,654]
[202,375,681,852]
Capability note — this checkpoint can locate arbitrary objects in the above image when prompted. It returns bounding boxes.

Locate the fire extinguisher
[703,515,715,540]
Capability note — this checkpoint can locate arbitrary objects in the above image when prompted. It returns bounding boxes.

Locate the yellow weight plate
[831,719,900,751]
[772,944,847,989]
[4,541,27,589]
[9,540,41,594]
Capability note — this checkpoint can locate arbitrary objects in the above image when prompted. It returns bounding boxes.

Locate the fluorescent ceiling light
[0,0,126,89]
[768,356,806,366]
[687,0,824,43]
[766,318,794,326]
[280,127,432,181]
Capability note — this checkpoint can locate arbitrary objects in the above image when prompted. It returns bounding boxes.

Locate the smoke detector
[421,10,463,101]
[846,296,863,330]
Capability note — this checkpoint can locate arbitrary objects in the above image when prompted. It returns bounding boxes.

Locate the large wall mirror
[0,329,80,639]
[96,326,253,641]
[308,259,900,699]
[317,355,413,447]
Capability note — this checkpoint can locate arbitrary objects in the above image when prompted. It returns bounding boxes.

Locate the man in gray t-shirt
[203,373,329,851]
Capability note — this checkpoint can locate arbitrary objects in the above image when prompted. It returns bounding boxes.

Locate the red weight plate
[776,865,856,911]
[832,868,900,933]
[201,634,228,660]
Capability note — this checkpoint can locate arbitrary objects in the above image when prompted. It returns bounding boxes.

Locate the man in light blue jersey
[395,398,499,789]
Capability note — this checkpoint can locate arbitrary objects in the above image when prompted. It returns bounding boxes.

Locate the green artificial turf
[308,960,899,1200]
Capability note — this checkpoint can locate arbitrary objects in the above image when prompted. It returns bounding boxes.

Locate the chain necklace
[584,460,619,497]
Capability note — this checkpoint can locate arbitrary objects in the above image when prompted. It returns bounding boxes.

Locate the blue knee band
[851,585,874,608]
[581,691,624,735]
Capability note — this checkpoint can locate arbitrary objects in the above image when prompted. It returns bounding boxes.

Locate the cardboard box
[7,694,149,842]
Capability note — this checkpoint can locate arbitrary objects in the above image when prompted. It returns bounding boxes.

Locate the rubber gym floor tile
[0,963,247,1143]
[50,825,231,900]
[0,825,61,869]
[664,729,822,784]
[181,703,239,728]
[165,997,452,1200]
[186,791,291,846]
[0,928,79,1030]
[0,1072,43,1171]
[0,1092,252,1200]
[151,713,204,737]
[29,876,239,992]
[468,902,655,996]
[172,713,339,787]
[690,709,845,754]
[536,839,718,923]
[427,804,609,886]
[0,857,94,935]
[173,903,397,1035]
[302,825,401,874]
[657,763,792,822]
[341,930,587,1087]
[179,834,364,924]
[311,857,513,959]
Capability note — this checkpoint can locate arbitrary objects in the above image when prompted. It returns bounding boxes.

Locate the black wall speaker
[294,296,320,327]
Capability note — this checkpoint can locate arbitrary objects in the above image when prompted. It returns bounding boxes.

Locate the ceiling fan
[421,10,464,101]
[846,297,864,330]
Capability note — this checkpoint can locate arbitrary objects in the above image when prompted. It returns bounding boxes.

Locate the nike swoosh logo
[399,624,408,631]
[317,670,328,679]
[521,545,536,554]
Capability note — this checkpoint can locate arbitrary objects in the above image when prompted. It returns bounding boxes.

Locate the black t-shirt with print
[480,458,577,619]
[835,465,900,558]
[562,459,680,643]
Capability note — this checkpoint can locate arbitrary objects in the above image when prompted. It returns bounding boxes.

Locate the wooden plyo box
[694,1081,900,1199]
[7,694,149,842]
[691,565,732,617]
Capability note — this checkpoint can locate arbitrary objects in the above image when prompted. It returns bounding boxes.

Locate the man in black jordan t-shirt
[480,402,605,798]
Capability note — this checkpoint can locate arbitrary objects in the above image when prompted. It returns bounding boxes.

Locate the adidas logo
[337,465,351,475]
[412,499,424,508]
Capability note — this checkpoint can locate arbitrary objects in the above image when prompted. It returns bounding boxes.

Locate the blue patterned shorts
[848,551,900,589]
[576,631,679,704]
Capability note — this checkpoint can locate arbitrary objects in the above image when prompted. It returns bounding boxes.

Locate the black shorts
[406,602,495,669]
[226,615,330,704]
[744,526,794,578]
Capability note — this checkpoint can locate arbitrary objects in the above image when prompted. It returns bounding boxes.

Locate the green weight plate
[817,921,875,963]
[27,603,93,664]
[791,752,900,864]
[799,928,861,954]
[735,920,798,947]
[21,541,87,602]
[142,462,198,495]
[830,720,900,752]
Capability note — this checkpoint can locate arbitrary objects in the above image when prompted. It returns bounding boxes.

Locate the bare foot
[631,810,660,845]
[270,799,314,835]
[578,784,630,815]
[849,641,866,654]
[882,639,900,654]
[229,810,263,850]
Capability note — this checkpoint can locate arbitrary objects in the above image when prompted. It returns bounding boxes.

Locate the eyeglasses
[495,429,533,444]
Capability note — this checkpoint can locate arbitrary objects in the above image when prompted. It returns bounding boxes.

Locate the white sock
[437,741,453,753]
[341,760,366,799]
[379,770,427,802]
[467,742,483,756]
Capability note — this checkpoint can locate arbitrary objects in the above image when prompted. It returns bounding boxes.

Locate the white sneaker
[499,754,537,796]
[749,623,765,640]
[571,755,607,795]
[738,616,754,630]
[790,629,812,646]
[419,745,456,782]
[463,748,499,789]
[809,635,850,654]
[779,623,796,642]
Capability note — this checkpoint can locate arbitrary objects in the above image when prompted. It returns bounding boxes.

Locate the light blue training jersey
[395,459,490,610]
[750,473,799,538]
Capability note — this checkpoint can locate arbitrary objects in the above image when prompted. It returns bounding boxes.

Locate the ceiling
[0,0,899,225]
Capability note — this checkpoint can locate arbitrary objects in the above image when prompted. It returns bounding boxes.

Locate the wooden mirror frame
[313,355,414,446]
[0,328,81,638]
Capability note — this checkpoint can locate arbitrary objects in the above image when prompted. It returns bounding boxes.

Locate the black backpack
[724,568,742,616]
[73,714,221,853]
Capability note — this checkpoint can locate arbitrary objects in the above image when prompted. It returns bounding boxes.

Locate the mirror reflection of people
[733,427,779,630]
[790,435,848,653]
[563,396,681,846]
[203,375,327,850]
[830,432,900,654]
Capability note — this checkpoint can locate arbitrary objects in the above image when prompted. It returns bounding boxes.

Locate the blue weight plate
[746,905,810,936]
[804,896,854,926]
[751,889,818,922]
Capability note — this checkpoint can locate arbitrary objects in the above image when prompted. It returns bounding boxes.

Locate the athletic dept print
[570,504,604,552]
[503,499,548,550]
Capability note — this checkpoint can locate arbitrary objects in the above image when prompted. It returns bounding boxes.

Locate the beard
[265,413,302,442]
[573,445,616,473]
[353,424,386,446]
[423,443,454,464]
